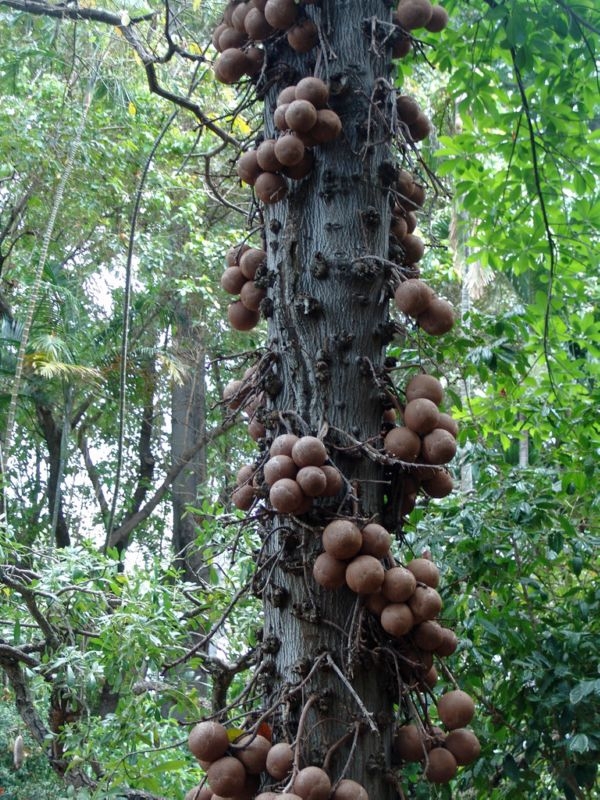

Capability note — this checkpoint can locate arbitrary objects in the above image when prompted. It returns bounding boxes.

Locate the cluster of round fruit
[383,374,457,499]
[265,434,344,515]
[396,95,432,145]
[186,721,370,800]
[390,0,448,59]
[221,244,267,332]
[223,369,267,445]
[394,277,455,337]
[394,692,479,784]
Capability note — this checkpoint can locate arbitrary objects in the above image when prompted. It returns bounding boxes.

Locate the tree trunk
[260,2,397,794]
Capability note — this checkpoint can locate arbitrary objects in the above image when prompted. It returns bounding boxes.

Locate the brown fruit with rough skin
[425,747,457,783]
[394,278,435,316]
[293,766,331,800]
[287,18,319,52]
[240,280,266,312]
[391,32,412,58]
[417,297,454,336]
[274,134,305,166]
[345,555,385,595]
[270,433,299,457]
[232,483,255,510]
[274,103,290,131]
[404,398,440,435]
[221,266,247,295]
[323,519,362,560]
[396,169,415,198]
[421,428,457,465]
[212,22,228,52]
[248,418,266,441]
[437,411,459,438]
[405,210,418,232]
[277,85,297,105]
[269,478,304,513]
[184,785,213,800]
[256,139,283,173]
[390,215,408,240]
[426,4,449,32]
[421,469,454,498]
[264,454,298,485]
[285,99,318,133]
[380,602,414,637]
[321,464,343,496]
[264,0,298,28]
[207,756,246,796]
[214,48,249,84]
[223,379,245,409]
[394,724,426,762]
[313,552,347,589]
[412,620,444,650]
[437,690,475,730]
[231,2,251,31]
[311,109,342,143]
[396,0,433,29]
[244,45,264,76]
[383,407,397,424]
[244,7,274,40]
[218,26,248,50]
[360,523,392,558]
[265,741,294,779]
[406,374,444,405]
[397,95,421,124]
[188,720,229,762]
[445,728,481,765]
[226,242,249,266]
[232,733,271,774]
[409,183,426,208]
[408,111,432,142]
[282,148,315,180]
[296,465,327,497]
[382,566,417,603]
[406,557,440,588]
[237,150,262,185]
[239,248,266,280]
[423,664,438,688]
[384,426,421,461]
[254,171,288,204]
[409,585,442,622]
[236,464,254,486]
[402,233,425,263]
[291,435,327,467]
[365,591,387,616]
[228,301,260,331]
[435,627,458,657]
[331,779,369,800]
[295,77,329,108]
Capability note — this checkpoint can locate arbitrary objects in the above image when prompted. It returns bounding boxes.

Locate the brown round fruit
[296,465,327,497]
[405,374,443,405]
[295,77,329,108]
[212,22,228,52]
[244,7,274,39]
[331,779,369,800]
[236,464,254,486]
[323,519,362,560]
[214,48,249,84]
[184,785,212,800]
[397,94,421,124]
[384,426,421,461]
[282,148,315,180]
[274,134,305,166]
[240,280,266,312]
[287,18,319,52]
[188,720,229,762]
[425,4,449,32]
[206,756,247,796]
[270,433,299,457]
[437,690,475,730]
[264,0,298,28]
[345,554,385,595]
[237,150,262,185]
[277,85,297,106]
[292,766,331,800]
[365,591,387,616]
[244,45,264,76]
[264,454,298,485]
[232,733,271,774]
[232,483,255,510]
[274,103,290,131]
[404,398,440,435]
[218,26,248,50]
[225,242,249,266]
[360,523,392,558]
[256,138,283,173]
[396,0,433,29]
[269,478,305,514]
[321,464,343,496]
[408,585,442,622]
[313,551,347,589]
[291,435,327,467]
[421,469,454,498]
[248,418,266,441]
[380,602,414,637]
[402,233,425,263]
[239,248,266,280]
[382,566,417,603]
[223,379,245,408]
[311,109,342,143]
[445,728,481,765]
[394,724,426,762]
[421,428,457,465]
[408,112,432,142]
[425,747,457,783]
[412,620,444,651]
[221,266,247,295]
[394,278,435,317]
[228,301,260,331]
[436,411,459,438]
[435,627,458,657]
[406,557,440,588]
[265,741,294,779]
[254,171,288,204]
[285,99,318,133]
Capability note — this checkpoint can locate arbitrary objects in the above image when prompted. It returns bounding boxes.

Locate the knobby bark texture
[259,1,398,795]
